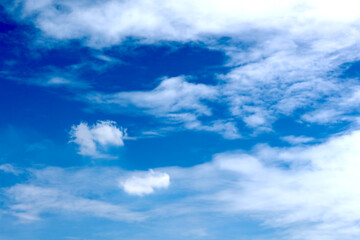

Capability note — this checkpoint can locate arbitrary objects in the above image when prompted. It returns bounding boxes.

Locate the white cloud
[119,170,170,196]
[300,86,360,124]
[0,70,90,90]
[69,120,126,158]
[0,164,21,175]
[88,77,217,117]
[243,113,267,128]
[41,76,89,88]
[220,33,360,128]
[187,120,241,139]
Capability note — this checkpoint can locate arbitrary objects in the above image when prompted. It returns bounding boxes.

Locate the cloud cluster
[4,130,360,239]
[5,0,360,135]
[69,120,126,158]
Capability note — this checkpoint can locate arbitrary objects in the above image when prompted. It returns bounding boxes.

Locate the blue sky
[1,1,360,239]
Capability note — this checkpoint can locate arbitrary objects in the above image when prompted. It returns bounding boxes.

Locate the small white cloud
[243,114,266,127]
[281,135,315,144]
[69,120,126,158]
[94,54,116,62]
[47,77,72,85]
[301,109,342,124]
[120,170,170,196]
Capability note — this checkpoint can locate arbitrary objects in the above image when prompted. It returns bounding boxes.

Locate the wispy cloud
[0,164,21,175]
[87,77,217,117]
[281,135,315,144]
[85,77,241,138]
[6,184,145,222]
[0,70,90,90]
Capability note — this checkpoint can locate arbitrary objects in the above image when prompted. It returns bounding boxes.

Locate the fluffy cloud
[119,170,170,196]
[69,120,126,158]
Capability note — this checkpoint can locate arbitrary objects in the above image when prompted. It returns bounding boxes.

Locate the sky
[1,0,360,239]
